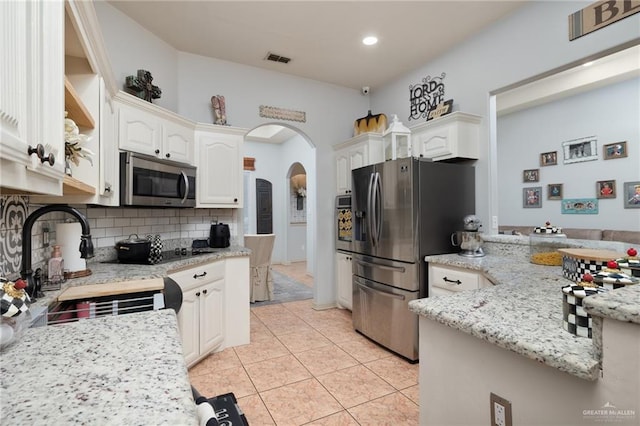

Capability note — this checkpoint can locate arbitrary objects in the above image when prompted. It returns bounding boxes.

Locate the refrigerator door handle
[367,172,375,247]
[355,280,405,301]
[373,171,382,246]
[353,258,406,273]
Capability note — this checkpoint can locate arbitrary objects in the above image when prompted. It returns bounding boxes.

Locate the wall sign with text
[569,0,640,40]
[408,73,446,122]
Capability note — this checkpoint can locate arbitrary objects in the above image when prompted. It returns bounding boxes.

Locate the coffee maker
[451,215,485,257]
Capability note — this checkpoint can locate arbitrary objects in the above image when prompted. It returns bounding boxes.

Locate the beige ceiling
[107,0,526,91]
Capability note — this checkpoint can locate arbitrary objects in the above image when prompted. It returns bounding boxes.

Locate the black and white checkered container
[562,284,605,338]
[147,235,163,265]
[615,258,640,278]
[561,256,609,282]
[593,269,640,290]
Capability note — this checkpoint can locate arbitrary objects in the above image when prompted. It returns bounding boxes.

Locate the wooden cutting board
[57,278,164,301]
[558,248,625,261]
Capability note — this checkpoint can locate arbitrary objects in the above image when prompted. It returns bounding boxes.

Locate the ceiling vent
[265,52,291,64]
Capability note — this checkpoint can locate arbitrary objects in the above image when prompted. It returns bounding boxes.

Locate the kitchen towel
[55,222,86,272]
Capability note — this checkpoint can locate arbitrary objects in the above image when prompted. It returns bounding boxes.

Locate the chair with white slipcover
[244,234,276,302]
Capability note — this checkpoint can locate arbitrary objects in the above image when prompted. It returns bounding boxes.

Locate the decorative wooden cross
[125,69,162,102]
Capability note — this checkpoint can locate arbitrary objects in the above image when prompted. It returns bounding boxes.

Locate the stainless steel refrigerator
[351,157,475,361]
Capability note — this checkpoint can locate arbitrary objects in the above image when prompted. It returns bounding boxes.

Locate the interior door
[256,178,273,234]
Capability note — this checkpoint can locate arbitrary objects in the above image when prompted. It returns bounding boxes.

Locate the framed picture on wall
[523,187,542,208]
[562,136,598,164]
[548,183,563,200]
[603,141,628,160]
[596,180,616,199]
[523,169,539,182]
[540,151,557,166]
[623,181,640,208]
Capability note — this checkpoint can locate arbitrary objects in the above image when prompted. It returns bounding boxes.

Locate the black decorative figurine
[125,70,162,102]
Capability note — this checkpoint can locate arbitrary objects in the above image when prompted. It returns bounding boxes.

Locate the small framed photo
[548,183,563,200]
[603,141,628,160]
[523,186,542,208]
[540,151,557,167]
[563,136,598,164]
[596,180,616,199]
[623,181,640,208]
[523,169,539,182]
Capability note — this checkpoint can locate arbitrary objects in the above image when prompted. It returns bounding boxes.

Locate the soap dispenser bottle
[48,245,64,284]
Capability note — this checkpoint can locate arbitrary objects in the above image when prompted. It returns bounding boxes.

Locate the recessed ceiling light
[582,61,594,67]
[362,36,378,46]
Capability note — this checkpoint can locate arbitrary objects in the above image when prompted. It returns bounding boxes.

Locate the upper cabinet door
[118,102,162,157]
[163,119,194,164]
[196,126,245,208]
[0,0,65,195]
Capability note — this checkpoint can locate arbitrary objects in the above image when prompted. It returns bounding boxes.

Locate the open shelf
[63,175,96,195]
[64,76,95,129]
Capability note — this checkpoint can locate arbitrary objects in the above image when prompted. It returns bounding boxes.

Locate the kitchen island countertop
[410,252,639,381]
[0,309,198,425]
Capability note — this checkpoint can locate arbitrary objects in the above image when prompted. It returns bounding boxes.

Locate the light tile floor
[189,299,420,425]
[271,261,314,288]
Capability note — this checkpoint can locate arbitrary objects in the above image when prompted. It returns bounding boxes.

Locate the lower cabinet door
[199,279,225,355]
[178,287,200,366]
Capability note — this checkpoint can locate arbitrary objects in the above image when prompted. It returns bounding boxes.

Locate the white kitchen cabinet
[336,251,353,310]
[162,119,194,164]
[411,112,481,161]
[117,96,162,157]
[170,260,226,366]
[0,0,65,195]
[195,124,245,208]
[169,255,249,367]
[429,263,492,296]
[333,132,384,194]
[31,2,120,205]
[116,91,195,164]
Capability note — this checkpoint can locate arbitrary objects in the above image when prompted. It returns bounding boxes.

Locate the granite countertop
[0,310,198,425]
[409,252,639,381]
[30,245,250,311]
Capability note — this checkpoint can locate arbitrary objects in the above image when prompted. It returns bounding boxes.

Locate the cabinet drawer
[169,260,225,292]
[430,265,479,292]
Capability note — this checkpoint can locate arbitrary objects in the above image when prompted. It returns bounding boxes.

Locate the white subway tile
[96,237,116,248]
[105,227,123,237]
[86,208,106,218]
[130,218,145,226]
[96,218,115,229]
[114,218,131,227]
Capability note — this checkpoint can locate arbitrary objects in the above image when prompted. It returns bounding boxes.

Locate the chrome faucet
[20,205,94,300]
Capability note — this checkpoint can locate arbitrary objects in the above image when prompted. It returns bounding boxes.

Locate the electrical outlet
[491,215,498,229]
[490,393,512,426]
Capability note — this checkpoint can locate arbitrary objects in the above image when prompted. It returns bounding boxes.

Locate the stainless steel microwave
[120,152,196,207]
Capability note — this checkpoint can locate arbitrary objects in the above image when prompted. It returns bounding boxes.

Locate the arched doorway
[242,123,315,280]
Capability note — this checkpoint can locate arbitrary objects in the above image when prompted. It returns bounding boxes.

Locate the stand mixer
[451,215,485,257]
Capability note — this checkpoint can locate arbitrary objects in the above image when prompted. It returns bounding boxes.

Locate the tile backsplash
[0,195,239,279]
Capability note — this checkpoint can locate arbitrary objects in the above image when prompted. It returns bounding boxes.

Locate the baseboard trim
[312,301,337,311]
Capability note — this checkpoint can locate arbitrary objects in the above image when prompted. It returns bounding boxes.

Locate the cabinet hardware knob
[443,276,462,285]
[202,289,207,294]
[234,198,238,202]
[28,144,44,158]
[41,153,55,166]
[166,153,170,158]
[155,149,160,154]
[193,272,207,279]
[196,292,200,297]
[104,184,112,192]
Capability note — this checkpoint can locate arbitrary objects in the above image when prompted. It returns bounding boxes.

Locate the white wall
[370,0,640,234]
[244,133,315,266]
[93,1,179,111]
[498,77,640,229]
